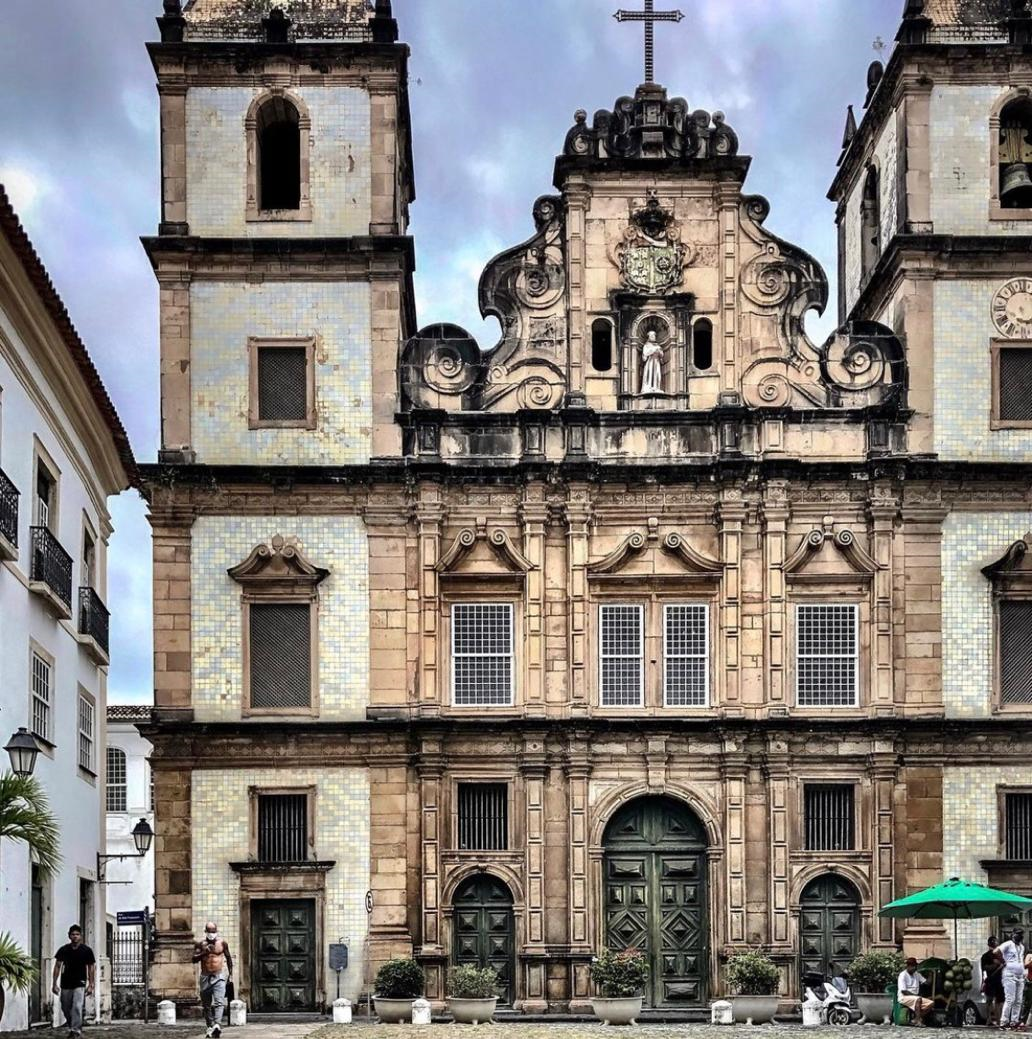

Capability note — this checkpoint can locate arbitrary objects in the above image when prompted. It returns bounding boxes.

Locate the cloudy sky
[0,0,902,704]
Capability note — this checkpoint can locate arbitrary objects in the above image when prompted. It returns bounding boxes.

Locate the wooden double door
[250,900,317,1012]
[603,797,709,1007]
[798,875,861,981]
[452,875,515,1006]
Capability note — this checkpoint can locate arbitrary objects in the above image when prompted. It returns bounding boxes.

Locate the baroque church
[142,0,1032,1014]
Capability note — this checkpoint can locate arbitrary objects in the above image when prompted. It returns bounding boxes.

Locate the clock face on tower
[993,278,1032,339]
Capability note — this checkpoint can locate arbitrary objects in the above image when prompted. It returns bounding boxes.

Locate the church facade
[142,0,1032,1014]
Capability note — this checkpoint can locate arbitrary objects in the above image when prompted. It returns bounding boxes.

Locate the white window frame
[599,603,645,708]
[663,602,710,708]
[795,603,860,708]
[450,602,515,707]
[78,692,96,774]
[106,746,127,812]
[30,649,52,743]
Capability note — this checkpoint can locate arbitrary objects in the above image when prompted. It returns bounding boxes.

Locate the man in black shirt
[51,925,96,1038]
[982,934,1004,1027]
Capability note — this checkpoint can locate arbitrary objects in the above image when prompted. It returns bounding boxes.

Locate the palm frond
[0,774,61,877]
[0,932,37,994]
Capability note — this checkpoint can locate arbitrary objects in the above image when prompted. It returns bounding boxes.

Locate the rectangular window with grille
[250,339,314,428]
[30,650,52,743]
[1005,792,1032,859]
[600,604,644,707]
[796,604,859,707]
[1000,600,1032,704]
[995,345,1032,426]
[106,747,127,812]
[257,793,309,862]
[248,603,312,710]
[78,694,95,773]
[457,783,509,850]
[452,603,514,706]
[664,603,709,707]
[804,783,856,851]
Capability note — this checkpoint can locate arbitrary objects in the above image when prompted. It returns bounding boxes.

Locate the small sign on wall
[329,944,349,972]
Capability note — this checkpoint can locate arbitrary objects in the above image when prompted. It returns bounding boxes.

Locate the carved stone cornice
[227,534,329,596]
[783,526,882,576]
[435,520,535,575]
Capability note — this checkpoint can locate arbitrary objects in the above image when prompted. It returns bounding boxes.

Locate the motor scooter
[802,971,855,1026]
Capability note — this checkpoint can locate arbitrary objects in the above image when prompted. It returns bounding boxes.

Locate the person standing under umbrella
[983,935,1005,1026]
[995,929,1026,1028]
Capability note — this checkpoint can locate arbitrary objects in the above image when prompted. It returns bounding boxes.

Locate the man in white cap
[192,921,233,1038]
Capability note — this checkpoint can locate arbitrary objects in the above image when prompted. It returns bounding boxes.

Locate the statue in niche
[640,331,665,394]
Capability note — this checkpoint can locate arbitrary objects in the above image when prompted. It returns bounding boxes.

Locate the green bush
[725,950,781,996]
[590,948,650,998]
[447,965,499,1000]
[847,951,906,994]
[374,957,425,999]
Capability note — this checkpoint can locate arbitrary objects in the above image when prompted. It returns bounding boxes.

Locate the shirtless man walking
[192,921,233,1038]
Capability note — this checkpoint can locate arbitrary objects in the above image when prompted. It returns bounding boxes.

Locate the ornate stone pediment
[982,533,1032,590]
[227,534,329,597]
[588,520,722,577]
[783,527,881,579]
[436,521,535,576]
[615,193,692,295]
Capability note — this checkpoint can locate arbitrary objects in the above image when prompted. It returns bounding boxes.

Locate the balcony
[29,526,72,619]
[78,586,110,665]
[0,467,17,560]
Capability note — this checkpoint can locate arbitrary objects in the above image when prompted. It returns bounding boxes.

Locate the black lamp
[5,727,41,778]
[132,818,154,855]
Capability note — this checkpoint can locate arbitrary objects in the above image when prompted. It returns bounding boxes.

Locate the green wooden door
[799,875,861,980]
[452,875,515,1006]
[603,797,709,1006]
[30,866,43,1022]
[251,900,316,1012]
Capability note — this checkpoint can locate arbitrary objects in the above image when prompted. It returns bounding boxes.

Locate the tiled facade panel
[191,515,369,721]
[930,84,1032,234]
[942,511,1032,718]
[943,765,1029,952]
[190,280,372,464]
[934,279,1032,460]
[191,767,370,1001]
[185,86,372,237]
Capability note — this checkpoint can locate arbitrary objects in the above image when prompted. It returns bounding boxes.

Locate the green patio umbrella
[879,877,1032,958]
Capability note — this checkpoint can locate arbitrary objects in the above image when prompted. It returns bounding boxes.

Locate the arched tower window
[692,319,713,371]
[246,92,312,222]
[860,164,880,280]
[591,318,614,372]
[1000,97,1032,210]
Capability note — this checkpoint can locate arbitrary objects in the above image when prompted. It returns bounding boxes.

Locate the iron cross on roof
[614,0,685,85]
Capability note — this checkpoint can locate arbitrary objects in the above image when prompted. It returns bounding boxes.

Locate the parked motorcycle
[803,971,855,1026]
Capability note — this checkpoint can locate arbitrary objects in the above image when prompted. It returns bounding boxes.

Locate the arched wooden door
[452,874,515,1006]
[799,875,861,980]
[603,796,709,1007]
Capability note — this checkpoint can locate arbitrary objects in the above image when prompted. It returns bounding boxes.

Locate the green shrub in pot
[374,957,425,999]
[447,965,499,1000]
[847,951,905,994]
[725,950,781,995]
[590,948,650,997]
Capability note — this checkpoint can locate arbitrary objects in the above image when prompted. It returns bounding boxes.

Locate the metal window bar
[79,587,110,655]
[106,748,127,812]
[249,603,311,709]
[30,526,73,610]
[78,696,94,772]
[0,466,18,547]
[1006,793,1032,860]
[30,652,51,742]
[804,784,856,851]
[257,346,308,422]
[999,349,1032,422]
[458,783,508,851]
[111,928,145,985]
[796,604,859,707]
[1000,600,1032,704]
[664,603,709,707]
[257,794,308,862]
[452,604,514,706]
[600,604,644,706]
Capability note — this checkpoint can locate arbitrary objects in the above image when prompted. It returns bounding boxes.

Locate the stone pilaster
[565,736,592,1009]
[520,735,549,1012]
[416,741,446,1000]
[869,486,900,713]
[564,489,592,714]
[520,488,549,710]
[718,494,746,711]
[761,483,790,707]
[723,740,748,944]
[416,486,444,714]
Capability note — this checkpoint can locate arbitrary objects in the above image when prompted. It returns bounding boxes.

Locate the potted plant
[374,957,425,1023]
[446,965,499,1024]
[725,950,781,1025]
[847,950,905,1025]
[590,948,649,1025]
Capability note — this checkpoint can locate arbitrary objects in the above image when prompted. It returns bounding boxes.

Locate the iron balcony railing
[0,467,18,548]
[79,586,110,657]
[30,526,72,611]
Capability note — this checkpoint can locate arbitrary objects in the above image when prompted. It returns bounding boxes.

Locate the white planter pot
[446,997,497,1024]
[856,993,893,1025]
[374,997,415,1023]
[731,995,780,1025]
[591,995,643,1025]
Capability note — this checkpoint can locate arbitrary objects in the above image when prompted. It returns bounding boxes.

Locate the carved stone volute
[228,534,329,599]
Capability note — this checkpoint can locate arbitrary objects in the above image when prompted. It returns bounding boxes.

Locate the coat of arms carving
[616,193,690,295]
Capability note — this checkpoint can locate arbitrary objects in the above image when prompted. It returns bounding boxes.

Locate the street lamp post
[97,817,154,883]
[4,726,41,777]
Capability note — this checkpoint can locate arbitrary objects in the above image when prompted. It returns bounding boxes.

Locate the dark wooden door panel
[251,899,315,1012]
[453,875,515,1006]
[799,875,860,981]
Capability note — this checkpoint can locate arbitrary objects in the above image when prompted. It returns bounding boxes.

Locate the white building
[0,184,136,1030]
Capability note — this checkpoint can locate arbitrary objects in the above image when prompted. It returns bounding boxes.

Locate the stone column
[723,739,749,945]
[520,488,549,710]
[366,502,412,713]
[901,501,947,712]
[565,736,592,1009]
[761,483,790,707]
[564,180,590,397]
[368,82,401,236]
[765,746,791,950]
[564,489,592,714]
[868,486,899,713]
[416,741,446,1000]
[717,182,740,394]
[369,266,405,459]
[416,485,444,715]
[156,267,193,458]
[157,75,187,233]
[870,747,898,946]
[520,736,549,1012]
[718,494,746,711]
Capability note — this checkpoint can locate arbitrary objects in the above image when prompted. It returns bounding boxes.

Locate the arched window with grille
[106,747,127,813]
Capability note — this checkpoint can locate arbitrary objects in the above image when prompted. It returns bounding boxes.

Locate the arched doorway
[799,874,861,980]
[452,874,515,1006]
[602,796,709,1007]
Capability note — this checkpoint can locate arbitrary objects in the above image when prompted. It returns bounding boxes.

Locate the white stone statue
[640,331,665,394]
